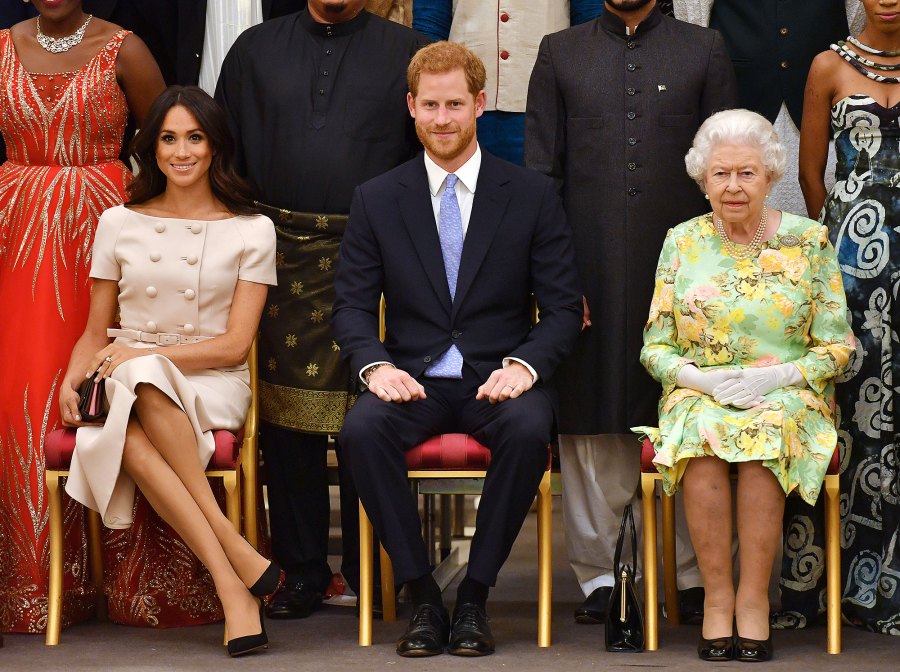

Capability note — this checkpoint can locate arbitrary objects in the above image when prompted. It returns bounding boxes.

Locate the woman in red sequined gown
[0,1,182,634]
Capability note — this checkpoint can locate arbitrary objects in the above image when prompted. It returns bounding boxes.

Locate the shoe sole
[227,643,269,657]
[574,614,605,625]
[396,648,444,657]
[448,647,494,657]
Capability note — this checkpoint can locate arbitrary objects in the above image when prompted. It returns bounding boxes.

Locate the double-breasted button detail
[149,251,161,262]
[423,356,432,363]
[184,289,196,301]
[190,222,204,234]
[626,87,636,96]
[627,111,636,120]
[155,222,166,233]
[183,324,195,334]
[146,321,157,332]
[146,286,158,298]
[186,254,198,265]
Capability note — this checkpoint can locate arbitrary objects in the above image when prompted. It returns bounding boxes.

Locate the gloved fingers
[714,382,757,406]
[730,394,765,410]
[712,379,746,399]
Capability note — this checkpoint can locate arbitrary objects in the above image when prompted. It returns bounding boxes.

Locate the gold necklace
[714,206,768,261]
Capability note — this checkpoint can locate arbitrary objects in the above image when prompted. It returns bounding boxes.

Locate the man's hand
[476,362,534,404]
[367,366,426,403]
[581,295,592,331]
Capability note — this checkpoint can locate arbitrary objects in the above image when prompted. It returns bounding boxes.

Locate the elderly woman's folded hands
[677,363,807,409]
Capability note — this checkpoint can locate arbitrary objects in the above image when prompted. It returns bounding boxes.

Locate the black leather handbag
[605,504,645,652]
[77,374,107,422]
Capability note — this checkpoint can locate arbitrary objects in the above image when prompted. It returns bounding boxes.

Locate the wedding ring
[503,384,513,389]
[104,356,112,363]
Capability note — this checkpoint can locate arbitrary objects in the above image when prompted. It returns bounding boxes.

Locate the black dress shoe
[448,603,495,657]
[574,586,612,624]
[736,634,773,662]
[679,587,705,625]
[697,634,734,661]
[396,604,450,657]
[264,580,323,619]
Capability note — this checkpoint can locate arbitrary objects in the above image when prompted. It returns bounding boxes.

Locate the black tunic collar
[599,5,663,38]
[298,7,370,37]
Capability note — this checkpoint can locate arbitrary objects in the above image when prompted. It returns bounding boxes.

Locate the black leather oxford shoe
[264,580,323,619]
[574,586,612,624]
[448,603,495,656]
[396,603,450,657]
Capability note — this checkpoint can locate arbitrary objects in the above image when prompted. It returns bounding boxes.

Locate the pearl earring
[704,194,710,200]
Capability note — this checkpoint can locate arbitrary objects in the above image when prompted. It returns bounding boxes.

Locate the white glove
[676,365,741,396]
[712,363,807,409]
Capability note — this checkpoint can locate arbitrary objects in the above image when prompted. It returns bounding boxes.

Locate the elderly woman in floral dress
[634,109,855,663]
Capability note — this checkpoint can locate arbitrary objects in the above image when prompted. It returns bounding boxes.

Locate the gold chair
[44,340,260,645]
[639,438,842,654]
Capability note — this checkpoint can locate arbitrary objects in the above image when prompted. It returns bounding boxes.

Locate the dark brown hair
[126,86,257,215]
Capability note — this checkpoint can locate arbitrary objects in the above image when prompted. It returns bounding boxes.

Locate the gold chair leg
[661,490,679,626]
[45,470,64,646]
[379,545,396,622]
[537,470,552,647]
[242,435,259,550]
[223,472,241,533]
[824,473,841,654]
[359,501,374,646]
[641,473,659,651]
[86,509,106,621]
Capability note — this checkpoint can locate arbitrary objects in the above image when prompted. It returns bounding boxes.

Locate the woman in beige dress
[59,86,281,656]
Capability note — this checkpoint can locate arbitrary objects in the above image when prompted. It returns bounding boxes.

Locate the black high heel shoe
[736,634,773,662]
[698,634,735,661]
[249,561,284,600]
[226,600,268,657]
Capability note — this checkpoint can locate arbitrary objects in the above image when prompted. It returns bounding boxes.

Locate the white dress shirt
[359,145,538,385]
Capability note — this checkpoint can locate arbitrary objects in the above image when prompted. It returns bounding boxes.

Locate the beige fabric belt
[107,328,212,346]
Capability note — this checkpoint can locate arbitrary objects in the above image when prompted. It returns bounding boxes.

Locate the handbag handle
[613,503,637,576]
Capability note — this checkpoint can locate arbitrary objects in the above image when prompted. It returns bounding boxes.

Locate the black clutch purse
[605,503,645,652]
[77,375,107,422]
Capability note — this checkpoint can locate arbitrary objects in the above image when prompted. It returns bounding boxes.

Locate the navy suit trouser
[339,364,551,587]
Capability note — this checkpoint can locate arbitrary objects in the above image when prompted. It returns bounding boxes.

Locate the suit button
[190,222,204,234]
[628,187,638,196]
[146,286,157,298]
[183,323,195,334]
[780,60,789,69]
[627,41,636,49]
[451,330,461,339]
[627,111,636,120]
[155,222,166,233]
[424,356,432,363]
[626,87,636,96]
[628,137,637,146]
[627,63,636,71]
[500,50,510,60]
[500,12,509,22]
[628,162,637,171]
[146,321,157,332]
[186,254,198,265]
[779,27,789,36]
[149,251,161,262]
[184,289,196,300]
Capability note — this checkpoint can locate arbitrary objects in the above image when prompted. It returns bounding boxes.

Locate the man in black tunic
[216,0,427,619]
[525,0,738,624]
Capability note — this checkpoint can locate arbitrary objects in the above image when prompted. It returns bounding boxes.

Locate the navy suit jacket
[332,150,583,393]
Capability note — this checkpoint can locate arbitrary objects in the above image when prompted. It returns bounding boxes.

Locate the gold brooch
[778,234,801,248]
[278,209,291,224]
[315,215,329,230]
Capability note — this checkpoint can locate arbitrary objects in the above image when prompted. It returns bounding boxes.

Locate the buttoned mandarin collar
[425,145,482,198]
[298,7,370,37]
[598,5,662,38]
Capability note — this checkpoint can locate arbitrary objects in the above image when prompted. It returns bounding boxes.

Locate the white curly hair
[684,108,786,191]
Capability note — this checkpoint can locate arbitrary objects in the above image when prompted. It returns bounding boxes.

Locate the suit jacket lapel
[398,159,453,314]
[452,157,510,320]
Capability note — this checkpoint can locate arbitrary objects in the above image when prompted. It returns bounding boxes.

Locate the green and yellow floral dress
[633,212,855,505]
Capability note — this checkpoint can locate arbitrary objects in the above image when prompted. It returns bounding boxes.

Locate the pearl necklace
[848,35,900,58]
[36,14,93,54]
[714,206,768,261]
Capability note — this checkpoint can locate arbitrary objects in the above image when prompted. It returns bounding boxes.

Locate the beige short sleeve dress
[65,205,277,529]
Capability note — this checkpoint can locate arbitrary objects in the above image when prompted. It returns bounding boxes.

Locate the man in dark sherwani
[525,0,738,625]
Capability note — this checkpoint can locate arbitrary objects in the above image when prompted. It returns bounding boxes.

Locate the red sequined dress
[0,29,221,633]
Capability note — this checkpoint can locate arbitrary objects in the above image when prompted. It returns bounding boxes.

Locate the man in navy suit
[332,41,582,657]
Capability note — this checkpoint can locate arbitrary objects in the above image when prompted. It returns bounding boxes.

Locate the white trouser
[559,433,703,597]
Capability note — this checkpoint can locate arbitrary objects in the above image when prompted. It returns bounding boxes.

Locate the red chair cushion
[640,437,840,475]
[44,427,243,471]
[405,434,492,470]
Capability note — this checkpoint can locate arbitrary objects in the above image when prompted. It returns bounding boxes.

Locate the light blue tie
[425,173,464,379]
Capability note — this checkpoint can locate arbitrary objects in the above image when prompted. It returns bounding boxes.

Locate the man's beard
[605,0,655,12]
[416,121,477,163]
